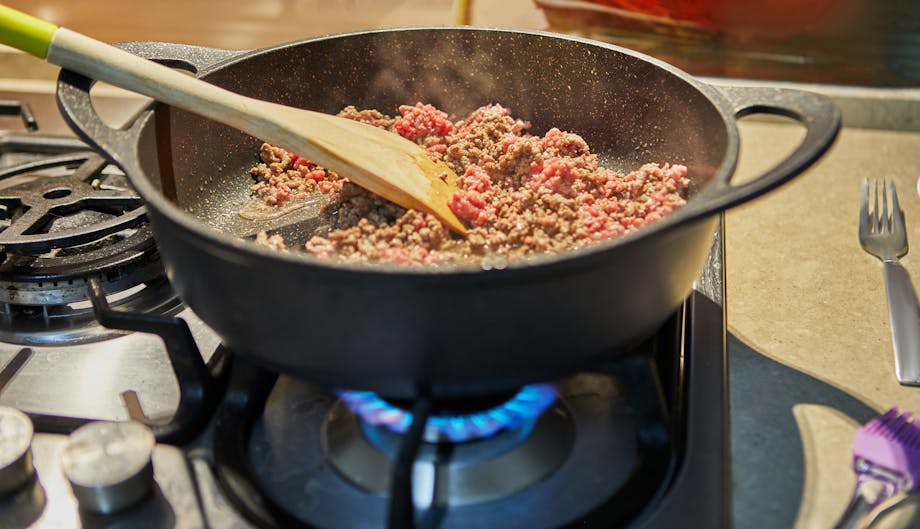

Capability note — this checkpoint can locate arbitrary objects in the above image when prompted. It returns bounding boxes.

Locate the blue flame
[338,384,557,443]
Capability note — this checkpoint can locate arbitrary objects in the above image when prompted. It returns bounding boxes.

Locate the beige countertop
[3,1,920,527]
[728,117,920,529]
[730,121,920,409]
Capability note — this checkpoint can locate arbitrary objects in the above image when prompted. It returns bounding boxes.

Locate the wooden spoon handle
[0,3,468,234]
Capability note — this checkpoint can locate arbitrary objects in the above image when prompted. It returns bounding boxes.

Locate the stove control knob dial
[61,421,155,514]
[0,407,34,496]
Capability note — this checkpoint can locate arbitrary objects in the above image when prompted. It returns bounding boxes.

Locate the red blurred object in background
[586,0,716,26]
[585,0,842,35]
[709,0,843,38]
[536,0,917,86]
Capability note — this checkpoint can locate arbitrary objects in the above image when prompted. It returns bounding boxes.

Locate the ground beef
[254,230,286,251]
[249,103,689,267]
[249,143,341,206]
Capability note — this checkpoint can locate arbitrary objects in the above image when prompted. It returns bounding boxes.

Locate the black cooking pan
[55,28,838,401]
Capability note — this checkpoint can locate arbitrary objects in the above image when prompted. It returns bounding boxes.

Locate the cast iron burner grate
[11,276,231,445]
[0,152,146,255]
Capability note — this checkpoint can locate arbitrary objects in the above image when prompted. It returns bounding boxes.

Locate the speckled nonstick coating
[55,28,839,400]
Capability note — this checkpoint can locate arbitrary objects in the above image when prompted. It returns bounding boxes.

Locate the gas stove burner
[0,150,181,344]
[324,392,574,506]
[241,366,679,529]
[0,223,162,305]
[0,273,181,346]
[338,384,557,443]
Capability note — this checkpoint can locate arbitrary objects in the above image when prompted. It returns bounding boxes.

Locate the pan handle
[692,84,841,214]
[55,42,240,163]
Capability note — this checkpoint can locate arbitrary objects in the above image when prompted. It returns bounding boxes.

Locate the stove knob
[0,407,34,496]
[61,421,155,514]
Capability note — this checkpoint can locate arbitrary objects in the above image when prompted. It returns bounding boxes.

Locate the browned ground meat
[249,143,341,205]
[249,103,689,267]
[254,230,287,251]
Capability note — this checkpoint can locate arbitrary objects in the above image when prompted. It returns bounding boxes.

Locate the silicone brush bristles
[869,408,920,448]
[867,408,900,432]
[853,407,920,491]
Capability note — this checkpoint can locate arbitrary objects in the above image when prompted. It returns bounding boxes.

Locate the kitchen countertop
[728,112,920,529]
[4,1,920,528]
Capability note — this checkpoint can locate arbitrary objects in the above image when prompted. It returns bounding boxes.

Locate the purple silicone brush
[833,407,920,529]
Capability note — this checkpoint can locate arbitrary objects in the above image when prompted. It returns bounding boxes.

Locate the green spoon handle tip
[0,4,58,59]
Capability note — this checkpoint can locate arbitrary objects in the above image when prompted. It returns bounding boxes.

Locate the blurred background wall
[1,0,916,86]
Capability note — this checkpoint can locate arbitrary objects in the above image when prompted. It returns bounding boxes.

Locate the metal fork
[859,179,920,385]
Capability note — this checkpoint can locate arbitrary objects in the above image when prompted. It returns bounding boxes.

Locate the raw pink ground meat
[249,103,689,267]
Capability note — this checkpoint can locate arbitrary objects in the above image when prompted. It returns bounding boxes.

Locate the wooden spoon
[0,4,467,234]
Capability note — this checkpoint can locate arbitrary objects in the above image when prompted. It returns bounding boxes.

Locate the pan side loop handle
[55,42,240,163]
[698,84,841,213]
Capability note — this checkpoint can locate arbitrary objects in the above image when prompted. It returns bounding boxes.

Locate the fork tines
[861,178,903,234]
[859,178,908,262]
